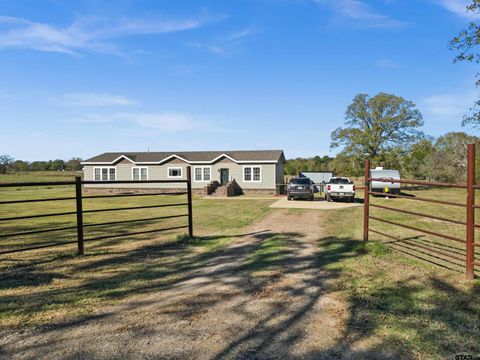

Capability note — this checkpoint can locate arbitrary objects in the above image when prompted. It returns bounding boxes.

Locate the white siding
[83,157,282,190]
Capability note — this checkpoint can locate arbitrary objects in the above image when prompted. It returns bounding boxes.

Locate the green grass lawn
[319,187,480,358]
[1,175,479,358]
[0,181,274,328]
[0,170,82,183]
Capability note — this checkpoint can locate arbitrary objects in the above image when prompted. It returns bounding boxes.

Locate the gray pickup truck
[287,177,314,201]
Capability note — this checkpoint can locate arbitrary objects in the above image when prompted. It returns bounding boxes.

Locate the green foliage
[50,159,66,171]
[12,160,29,172]
[0,155,14,174]
[0,155,14,165]
[368,241,391,257]
[402,138,435,179]
[65,158,83,171]
[284,155,333,175]
[422,132,480,182]
[331,92,425,167]
[328,92,425,177]
[327,130,477,181]
[449,1,480,126]
[330,151,364,177]
[1,156,83,172]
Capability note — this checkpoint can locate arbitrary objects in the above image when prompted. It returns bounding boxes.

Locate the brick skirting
[83,187,274,196]
[83,187,204,195]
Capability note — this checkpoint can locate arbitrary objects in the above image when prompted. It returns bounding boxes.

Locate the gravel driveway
[270,197,362,210]
[1,209,354,360]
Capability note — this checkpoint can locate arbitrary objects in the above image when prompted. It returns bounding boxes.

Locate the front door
[220,168,229,185]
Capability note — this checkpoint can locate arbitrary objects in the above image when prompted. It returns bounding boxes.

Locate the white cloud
[188,25,258,57]
[226,26,258,41]
[76,112,209,132]
[0,13,222,55]
[423,92,477,119]
[118,113,208,131]
[375,58,399,69]
[51,92,135,107]
[187,42,226,56]
[315,0,408,28]
[436,0,479,19]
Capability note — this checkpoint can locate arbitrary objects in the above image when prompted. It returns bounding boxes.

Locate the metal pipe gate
[363,144,478,280]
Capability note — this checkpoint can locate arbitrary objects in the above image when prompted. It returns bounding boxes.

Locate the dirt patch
[0,210,352,359]
[270,197,362,210]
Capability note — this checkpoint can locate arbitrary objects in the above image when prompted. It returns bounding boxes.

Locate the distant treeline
[284,156,333,176]
[0,155,82,174]
[2,131,479,183]
[285,132,480,182]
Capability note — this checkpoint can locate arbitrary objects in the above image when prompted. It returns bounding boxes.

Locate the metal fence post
[75,176,84,255]
[466,143,475,280]
[186,166,194,238]
[364,159,370,242]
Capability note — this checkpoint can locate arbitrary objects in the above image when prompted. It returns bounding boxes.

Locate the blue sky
[0,0,478,160]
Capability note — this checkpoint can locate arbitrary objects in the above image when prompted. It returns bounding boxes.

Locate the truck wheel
[326,194,332,202]
[310,195,314,201]
[287,195,291,201]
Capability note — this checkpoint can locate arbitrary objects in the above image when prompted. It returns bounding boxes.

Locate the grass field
[367,188,480,274]
[0,173,274,327]
[318,188,480,357]
[0,170,82,183]
[1,172,479,358]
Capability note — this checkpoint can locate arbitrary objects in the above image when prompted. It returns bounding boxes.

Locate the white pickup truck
[325,177,355,202]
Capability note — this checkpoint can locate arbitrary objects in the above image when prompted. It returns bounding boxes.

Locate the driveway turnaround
[269,197,362,210]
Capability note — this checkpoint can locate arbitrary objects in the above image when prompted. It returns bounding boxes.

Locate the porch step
[210,185,228,196]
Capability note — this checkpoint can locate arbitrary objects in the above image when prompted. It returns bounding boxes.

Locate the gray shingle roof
[82,150,285,164]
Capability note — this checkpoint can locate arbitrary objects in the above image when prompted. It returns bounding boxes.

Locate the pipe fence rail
[0,167,194,256]
[363,143,478,280]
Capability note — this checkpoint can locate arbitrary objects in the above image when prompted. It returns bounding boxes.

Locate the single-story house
[81,150,286,195]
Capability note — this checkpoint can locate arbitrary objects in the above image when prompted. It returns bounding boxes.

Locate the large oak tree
[330,92,424,165]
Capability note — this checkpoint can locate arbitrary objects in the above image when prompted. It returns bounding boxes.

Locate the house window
[203,167,211,181]
[168,167,182,178]
[195,167,202,181]
[244,166,261,182]
[93,167,116,181]
[132,167,148,181]
[194,166,211,182]
[253,167,261,181]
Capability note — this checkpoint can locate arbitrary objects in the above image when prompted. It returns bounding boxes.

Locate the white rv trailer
[370,167,401,194]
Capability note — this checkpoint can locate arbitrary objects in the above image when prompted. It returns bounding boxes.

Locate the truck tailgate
[329,184,354,193]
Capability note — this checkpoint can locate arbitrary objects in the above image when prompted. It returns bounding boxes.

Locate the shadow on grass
[323,275,480,359]
[1,229,479,359]
[383,235,480,276]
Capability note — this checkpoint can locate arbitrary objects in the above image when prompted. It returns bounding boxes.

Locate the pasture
[0,170,82,183]
[0,172,479,359]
